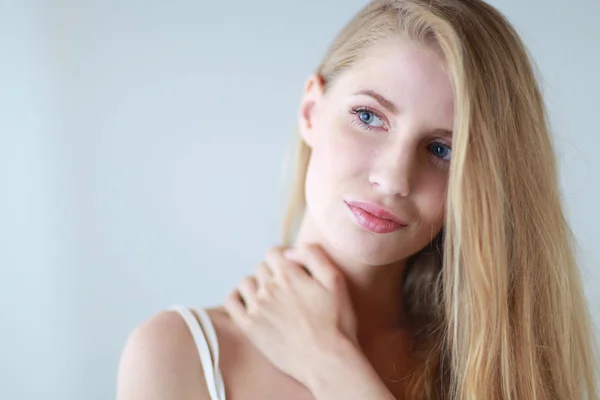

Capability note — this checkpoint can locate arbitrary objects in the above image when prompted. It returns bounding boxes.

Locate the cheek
[304,118,372,220]
[310,118,371,182]
[415,173,448,228]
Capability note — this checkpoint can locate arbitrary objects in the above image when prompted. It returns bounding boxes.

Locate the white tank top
[170,306,226,400]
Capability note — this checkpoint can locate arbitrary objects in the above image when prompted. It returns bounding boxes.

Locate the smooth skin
[117,36,453,400]
[225,244,400,400]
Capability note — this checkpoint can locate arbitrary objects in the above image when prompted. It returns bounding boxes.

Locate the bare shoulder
[205,306,242,342]
[203,306,254,375]
[204,306,312,400]
[205,305,260,365]
[116,310,210,400]
[116,306,310,400]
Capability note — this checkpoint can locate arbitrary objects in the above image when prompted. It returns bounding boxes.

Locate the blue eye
[430,142,452,161]
[354,109,384,128]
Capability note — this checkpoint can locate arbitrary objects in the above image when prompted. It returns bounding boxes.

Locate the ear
[298,74,325,148]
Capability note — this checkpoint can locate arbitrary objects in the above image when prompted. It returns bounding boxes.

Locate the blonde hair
[281,0,599,398]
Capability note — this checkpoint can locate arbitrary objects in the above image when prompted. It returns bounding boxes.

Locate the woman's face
[299,37,454,266]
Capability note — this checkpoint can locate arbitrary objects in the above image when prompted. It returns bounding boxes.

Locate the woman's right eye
[350,107,385,131]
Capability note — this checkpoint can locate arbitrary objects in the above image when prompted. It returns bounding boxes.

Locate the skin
[116,36,454,400]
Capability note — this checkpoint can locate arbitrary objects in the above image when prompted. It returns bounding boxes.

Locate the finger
[284,244,344,289]
[238,276,259,309]
[224,289,251,331]
[265,246,311,282]
[255,261,273,287]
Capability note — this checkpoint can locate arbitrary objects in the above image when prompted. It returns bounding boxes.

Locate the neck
[293,215,410,341]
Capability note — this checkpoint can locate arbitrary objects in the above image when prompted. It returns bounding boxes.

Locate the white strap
[169,306,226,400]
[194,307,226,399]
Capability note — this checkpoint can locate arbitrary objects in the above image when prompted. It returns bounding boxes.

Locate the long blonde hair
[281,0,599,398]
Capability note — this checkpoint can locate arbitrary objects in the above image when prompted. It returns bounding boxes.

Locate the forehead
[330,37,454,123]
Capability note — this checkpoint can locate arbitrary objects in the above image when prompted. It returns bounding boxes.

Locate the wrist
[303,333,362,392]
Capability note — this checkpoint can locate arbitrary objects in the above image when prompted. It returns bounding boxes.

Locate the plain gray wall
[1,0,598,399]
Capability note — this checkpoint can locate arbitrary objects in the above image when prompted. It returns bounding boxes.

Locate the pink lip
[344,200,408,234]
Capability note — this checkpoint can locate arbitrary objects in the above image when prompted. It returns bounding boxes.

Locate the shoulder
[204,307,311,399]
[116,309,211,400]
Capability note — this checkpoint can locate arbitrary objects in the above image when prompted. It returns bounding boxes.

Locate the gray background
[1,0,598,399]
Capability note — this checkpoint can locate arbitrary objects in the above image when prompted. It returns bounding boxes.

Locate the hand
[224,244,358,387]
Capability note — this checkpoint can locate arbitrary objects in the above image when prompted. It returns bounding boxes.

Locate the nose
[368,141,413,197]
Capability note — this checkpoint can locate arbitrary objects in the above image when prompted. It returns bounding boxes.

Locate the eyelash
[349,106,452,168]
[349,106,385,131]
[428,142,452,168]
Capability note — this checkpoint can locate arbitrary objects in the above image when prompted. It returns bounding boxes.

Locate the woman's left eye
[429,142,452,161]
[351,108,385,129]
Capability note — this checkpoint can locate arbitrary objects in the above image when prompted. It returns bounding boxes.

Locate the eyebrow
[354,89,399,114]
[353,89,453,138]
[436,129,453,138]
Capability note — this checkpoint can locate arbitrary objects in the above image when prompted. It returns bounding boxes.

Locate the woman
[116,0,599,399]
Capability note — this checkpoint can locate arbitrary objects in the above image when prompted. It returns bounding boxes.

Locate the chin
[304,200,412,266]
[323,222,409,267]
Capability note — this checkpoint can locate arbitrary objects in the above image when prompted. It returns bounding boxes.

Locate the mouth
[344,200,407,234]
